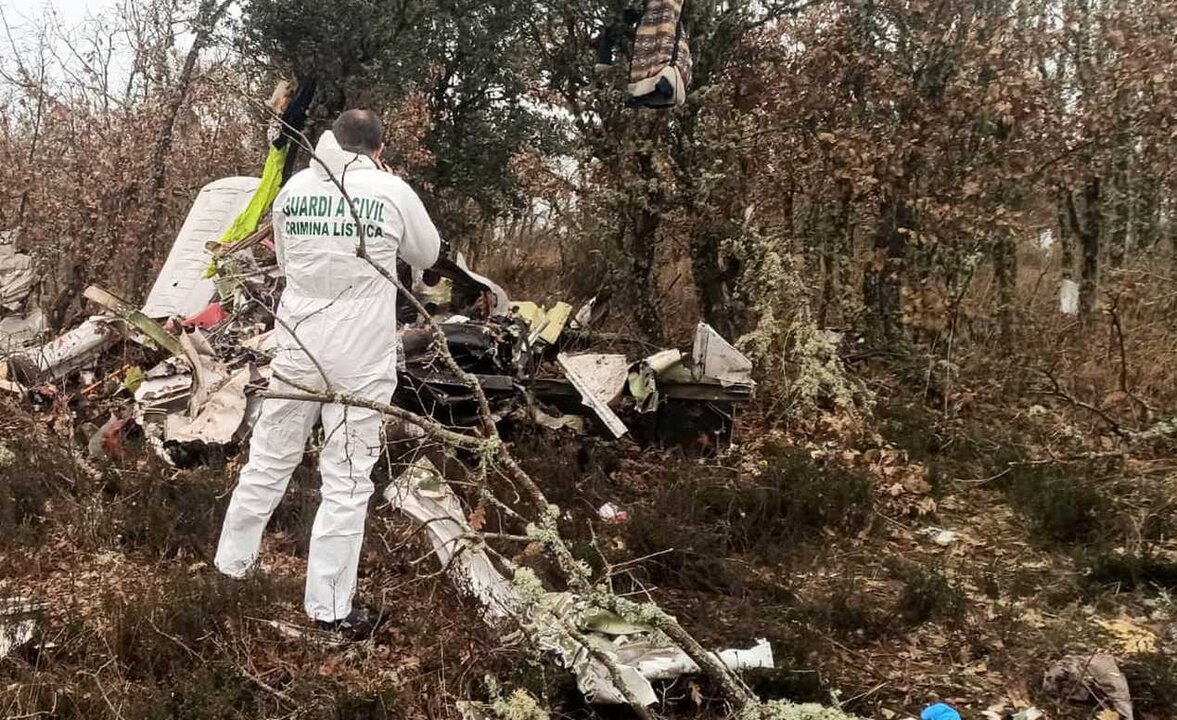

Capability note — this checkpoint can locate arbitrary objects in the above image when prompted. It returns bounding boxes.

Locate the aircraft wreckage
[0,174,767,706]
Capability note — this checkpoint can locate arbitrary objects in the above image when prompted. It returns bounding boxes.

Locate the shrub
[1122,653,1177,718]
[1083,552,1177,591]
[625,445,874,588]
[801,578,892,641]
[113,466,226,560]
[1003,464,1111,545]
[892,564,965,626]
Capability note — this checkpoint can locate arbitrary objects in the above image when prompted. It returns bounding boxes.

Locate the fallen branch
[266,381,496,454]
[1127,416,1177,443]
[236,663,296,707]
[1035,368,1129,439]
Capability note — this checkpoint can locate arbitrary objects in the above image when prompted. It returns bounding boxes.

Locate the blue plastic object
[921,703,962,720]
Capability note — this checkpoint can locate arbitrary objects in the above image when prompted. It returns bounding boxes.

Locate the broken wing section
[384,459,774,708]
[141,176,262,320]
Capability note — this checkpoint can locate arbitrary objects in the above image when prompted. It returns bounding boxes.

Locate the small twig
[80,670,127,720]
[238,286,331,392]
[1107,297,1129,395]
[236,663,296,707]
[146,616,200,660]
[1105,298,1152,421]
[842,682,887,706]
[607,548,677,574]
[1034,368,1129,439]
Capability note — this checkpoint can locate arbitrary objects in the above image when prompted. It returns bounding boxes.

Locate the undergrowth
[1000,464,1112,546]
[624,444,873,589]
[891,563,966,626]
[1121,653,1177,718]
[1083,552,1177,592]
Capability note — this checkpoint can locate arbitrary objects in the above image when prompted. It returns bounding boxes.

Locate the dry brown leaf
[468,502,487,532]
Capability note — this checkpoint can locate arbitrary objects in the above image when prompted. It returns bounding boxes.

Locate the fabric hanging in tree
[626,0,692,109]
[214,78,316,249]
[214,144,289,248]
[275,78,315,182]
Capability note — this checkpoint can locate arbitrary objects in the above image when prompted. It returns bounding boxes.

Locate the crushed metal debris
[0,174,761,704]
[2,172,753,461]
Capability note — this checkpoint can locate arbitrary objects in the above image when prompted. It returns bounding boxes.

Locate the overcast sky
[1,0,116,27]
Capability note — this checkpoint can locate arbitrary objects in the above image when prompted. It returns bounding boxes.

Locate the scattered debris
[384,459,773,706]
[85,285,187,358]
[920,703,961,720]
[165,366,251,445]
[597,503,629,524]
[918,527,960,546]
[0,307,43,350]
[0,232,33,312]
[1,180,761,707]
[693,323,755,391]
[18,317,117,380]
[141,176,262,320]
[1059,278,1080,315]
[558,353,630,438]
[982,706,1043,720]
[383,458,521,621]
[527,406,585,432]
[629,349,682,414]
[0,230,43,355]
[1043,653,1133,719]
[0,597,46,659]
[511,300,573,345]
[86,408,136,460]
[5,176,755,464]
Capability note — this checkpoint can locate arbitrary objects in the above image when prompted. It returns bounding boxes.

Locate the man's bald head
[333,109,384,156]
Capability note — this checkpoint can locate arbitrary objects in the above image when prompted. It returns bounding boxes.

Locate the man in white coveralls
[215,109,441,637]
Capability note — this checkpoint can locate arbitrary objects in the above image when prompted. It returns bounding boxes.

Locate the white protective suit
[215,131,441,621]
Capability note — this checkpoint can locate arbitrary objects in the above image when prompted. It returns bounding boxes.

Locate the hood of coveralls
[311,130,377,179]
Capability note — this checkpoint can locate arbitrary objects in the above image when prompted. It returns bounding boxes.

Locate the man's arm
[392,179,442,270]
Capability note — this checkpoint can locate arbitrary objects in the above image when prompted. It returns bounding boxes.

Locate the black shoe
[314,607,383,640]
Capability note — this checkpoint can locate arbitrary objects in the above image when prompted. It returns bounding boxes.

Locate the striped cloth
[626,0,692,108]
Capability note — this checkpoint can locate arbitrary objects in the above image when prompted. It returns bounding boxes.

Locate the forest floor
[1,355,1176,720]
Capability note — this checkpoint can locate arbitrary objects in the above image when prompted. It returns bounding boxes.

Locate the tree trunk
[689,223,743,341]
[1066,178,1102,319]
[1132,170,1160,251]
[1058,198,1074,279]
[863,194,911,347]
[1169,195,1177,269]
[994,232,1017,346]
[628,150,663,342]
[820,180,854,328]
[127,0,231,301]
[1108,150,1130,269]
[16,78,46,225]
